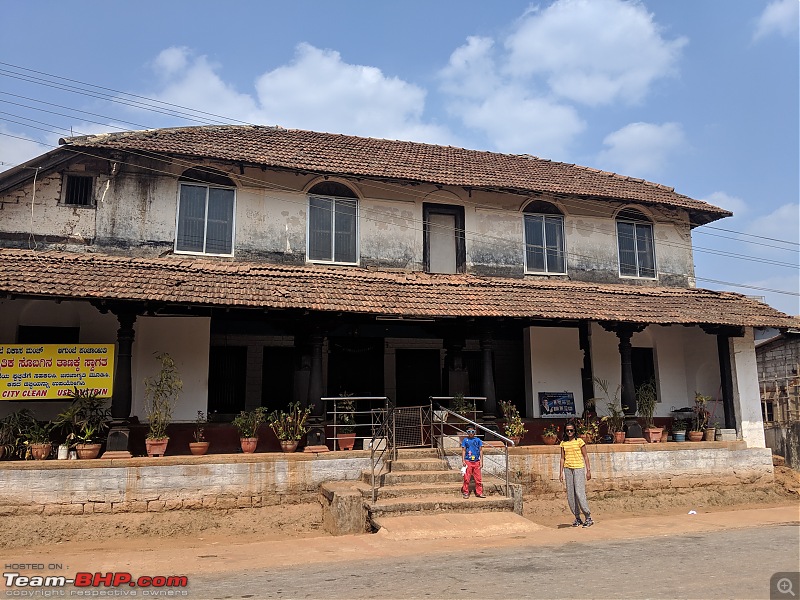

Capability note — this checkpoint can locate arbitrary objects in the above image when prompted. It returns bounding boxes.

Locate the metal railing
[430,397,514,497]
[322,396,390,451]
[368,400,395,502]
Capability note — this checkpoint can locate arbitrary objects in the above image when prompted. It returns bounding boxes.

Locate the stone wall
[0,443,772,516]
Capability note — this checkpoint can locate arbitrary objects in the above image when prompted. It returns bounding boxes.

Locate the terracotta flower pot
[75,443,102,459]
[687,430,704,442]
[29,443,52,460]
[240,437,258,453]
[613,431,626,444]
[704,428,716,442]
[189,441,210,456]
[280,440,299,453]
[145,438,169,457]
[336,433,356,451]
[643,427,663,443]
[541,434,558,445]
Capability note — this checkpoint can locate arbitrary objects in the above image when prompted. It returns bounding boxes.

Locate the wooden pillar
[480,330,497,424]
[307,333,324,418]
[104,309,136,458]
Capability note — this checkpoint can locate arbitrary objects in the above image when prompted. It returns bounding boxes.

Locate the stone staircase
[354,448,518,525]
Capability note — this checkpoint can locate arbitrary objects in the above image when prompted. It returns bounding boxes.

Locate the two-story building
[0,125,793,452]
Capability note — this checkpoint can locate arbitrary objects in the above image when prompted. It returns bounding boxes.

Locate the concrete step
[395,448,440,459]
[355,478,511,500]
[382,470,463,485]
[388,458,449,472]
[367,493,514,518]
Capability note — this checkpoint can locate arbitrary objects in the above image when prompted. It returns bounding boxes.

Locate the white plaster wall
[526,327,584,417]
[730,328,766,447]
[590,323,721,420]
[0,172,96,241]
[131,317,211,423]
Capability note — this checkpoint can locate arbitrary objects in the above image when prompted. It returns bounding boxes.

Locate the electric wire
[1,65,798,298]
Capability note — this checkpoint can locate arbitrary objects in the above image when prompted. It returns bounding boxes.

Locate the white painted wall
[131,316,211,424]
[526,326,584,417]
[730,328,766,448]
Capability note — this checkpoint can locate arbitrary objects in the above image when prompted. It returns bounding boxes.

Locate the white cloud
[504,0,688,106]
[253,44,451,143]
[753,0,800,41]
[744,203,800,244]
[439,36,502,99]
[0,126,55,172]
[141,44,453,145]
[147,47,259,124]
[701,191,748,217]
[596,122,686,177]
[453,87,585,158]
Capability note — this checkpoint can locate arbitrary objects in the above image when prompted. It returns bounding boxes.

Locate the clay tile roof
[58,126,730,224]
[0,249,792,328]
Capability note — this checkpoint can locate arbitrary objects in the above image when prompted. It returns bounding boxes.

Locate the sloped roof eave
[0,249,792,329]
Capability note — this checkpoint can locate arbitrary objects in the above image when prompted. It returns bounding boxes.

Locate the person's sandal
[475,493,486,498]
[582,517,594,527]
[571,519,583,527]
[462,493,469,499]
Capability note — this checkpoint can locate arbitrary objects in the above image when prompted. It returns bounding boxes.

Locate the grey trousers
[564,467,591,519]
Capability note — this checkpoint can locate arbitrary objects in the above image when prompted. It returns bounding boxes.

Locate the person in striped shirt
[559,420,594,527]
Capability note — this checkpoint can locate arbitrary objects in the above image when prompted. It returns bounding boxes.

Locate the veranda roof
[0,249,792,328]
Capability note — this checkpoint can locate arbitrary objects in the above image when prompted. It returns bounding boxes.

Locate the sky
[1,0,798,315]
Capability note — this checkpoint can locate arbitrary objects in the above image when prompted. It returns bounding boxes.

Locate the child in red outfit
[461,428,485,498]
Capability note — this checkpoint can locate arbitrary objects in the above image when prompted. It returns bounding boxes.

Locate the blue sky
[1,0,798,314]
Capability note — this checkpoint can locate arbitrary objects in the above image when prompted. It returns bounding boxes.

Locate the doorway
[395,348,442,406]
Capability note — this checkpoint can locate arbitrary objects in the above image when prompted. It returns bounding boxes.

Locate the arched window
[307,181,358,264]
[175,168,236,256]
[616,208,656,278]
[523,201,566,274]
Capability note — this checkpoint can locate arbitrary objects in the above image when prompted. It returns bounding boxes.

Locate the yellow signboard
[0,344,115,400]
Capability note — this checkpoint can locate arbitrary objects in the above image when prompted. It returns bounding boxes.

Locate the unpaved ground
[2,461,798,550]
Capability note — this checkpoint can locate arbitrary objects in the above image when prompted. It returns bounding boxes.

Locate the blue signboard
[538,391,576,416]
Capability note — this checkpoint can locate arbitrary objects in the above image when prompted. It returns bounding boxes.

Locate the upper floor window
[62,174,94,207]
[175,168,236,256]
[423,203,465,274]
[307,182,358,264]
[616,208,656,278]
[523,200,565,274]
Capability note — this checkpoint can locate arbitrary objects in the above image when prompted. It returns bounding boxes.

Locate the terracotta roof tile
[59,126,729,223]
[0,249,792,328]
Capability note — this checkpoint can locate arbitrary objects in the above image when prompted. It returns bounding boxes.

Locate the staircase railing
[429,398,515,497]
[368,398,395,503]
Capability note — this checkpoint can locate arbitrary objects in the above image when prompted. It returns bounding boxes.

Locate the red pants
[462,461,483,496]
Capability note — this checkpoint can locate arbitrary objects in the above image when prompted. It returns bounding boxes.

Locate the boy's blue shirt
[461,436,483,462]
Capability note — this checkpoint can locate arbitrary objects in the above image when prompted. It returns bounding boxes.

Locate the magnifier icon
[777,578,796,596]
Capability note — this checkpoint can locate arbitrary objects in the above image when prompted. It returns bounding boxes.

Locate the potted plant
[636,378,661,442]
[595,378,626,443]
[267,402,311,452]
[54,387,111,459]
[671,416,688,442]
[451,393,477,420]
[233,407,268,453]
[499,400,527,445]
[13,409,55,460]
[143,352,182,457]
[334,394,357,451]
[189,410,210,455]
[0,415,16,460]
[689,392,710,441]
[576,417,600,444]
[541,423,560,445]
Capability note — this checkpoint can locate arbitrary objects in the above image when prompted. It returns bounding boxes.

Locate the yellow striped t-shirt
[560,438,585,469]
